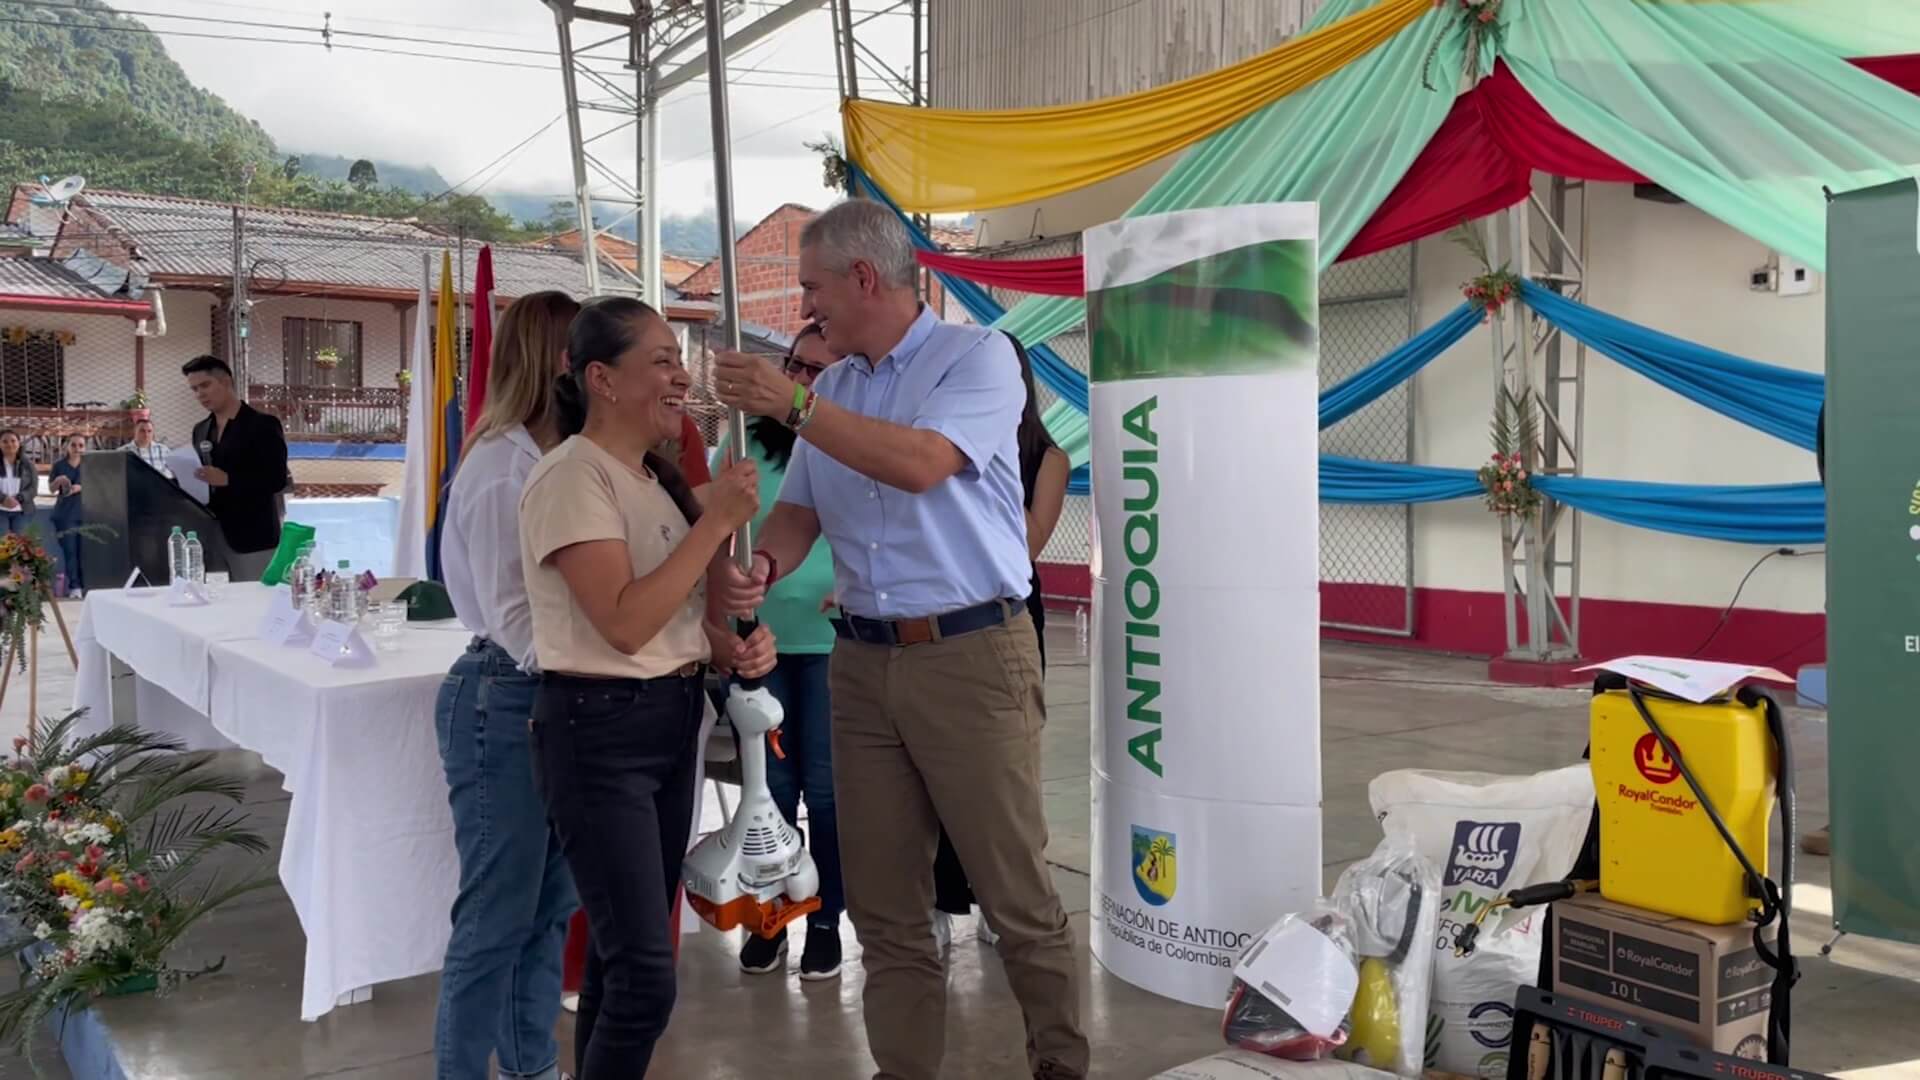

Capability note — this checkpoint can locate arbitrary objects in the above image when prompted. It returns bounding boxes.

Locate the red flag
[463,245,497,434]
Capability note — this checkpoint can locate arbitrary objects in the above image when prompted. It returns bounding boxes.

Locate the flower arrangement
[1423,0,1505,92]
[1478,386,1542,517]
[0,533,57,672]
[119,390,148,411]
[313,347,342,370]
[804,135,850,192]
[0,712,271,1065]
[1451,222,1522,320]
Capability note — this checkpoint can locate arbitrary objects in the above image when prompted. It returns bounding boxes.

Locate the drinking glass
[369,601,405,653]
[206,571,230,599]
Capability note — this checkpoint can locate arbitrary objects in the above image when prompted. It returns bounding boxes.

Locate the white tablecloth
[73,583,468,1020]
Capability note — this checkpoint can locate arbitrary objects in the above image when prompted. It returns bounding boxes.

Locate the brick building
[678,204,969,338]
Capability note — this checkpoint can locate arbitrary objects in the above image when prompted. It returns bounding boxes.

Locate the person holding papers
[0,430,33,536]
[519,296,772,1077]
[182,355,288,581]
[433,292,582,1080]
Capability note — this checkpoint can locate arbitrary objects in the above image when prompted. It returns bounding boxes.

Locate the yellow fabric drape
[842,0,1428,214]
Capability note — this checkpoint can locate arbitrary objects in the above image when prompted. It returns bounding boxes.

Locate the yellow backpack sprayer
[680,0,822,942]
[1455,674,1801,1068]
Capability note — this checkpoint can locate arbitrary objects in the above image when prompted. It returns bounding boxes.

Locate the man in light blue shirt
[714,199,1087,1080]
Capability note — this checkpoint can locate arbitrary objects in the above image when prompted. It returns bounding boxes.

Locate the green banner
[1824,178,1920,946]
[1086,239,1318,383]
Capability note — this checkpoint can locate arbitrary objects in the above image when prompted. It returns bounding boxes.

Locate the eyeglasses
[783,356,828,380]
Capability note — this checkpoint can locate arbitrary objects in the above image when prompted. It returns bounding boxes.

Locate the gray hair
[800,199,917,289]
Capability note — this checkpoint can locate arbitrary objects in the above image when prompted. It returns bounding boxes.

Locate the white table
[73,584,470,1020]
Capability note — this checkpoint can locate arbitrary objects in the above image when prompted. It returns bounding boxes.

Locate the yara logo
[1446,821,1521,890]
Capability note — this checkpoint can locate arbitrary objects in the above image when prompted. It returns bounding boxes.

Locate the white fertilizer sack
[1370,766,1593,1079]
[1153,1051,1398,1080]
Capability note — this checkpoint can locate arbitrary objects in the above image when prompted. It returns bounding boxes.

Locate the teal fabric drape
[992,0,1460,349]
[1504,0,1920,270]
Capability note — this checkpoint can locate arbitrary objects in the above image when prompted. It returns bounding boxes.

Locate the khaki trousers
[831,615,1088,1080]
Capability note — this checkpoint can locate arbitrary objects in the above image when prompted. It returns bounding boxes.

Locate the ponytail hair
[554,295,662,440]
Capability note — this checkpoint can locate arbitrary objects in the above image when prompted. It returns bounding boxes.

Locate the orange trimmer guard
[687,891,822,939]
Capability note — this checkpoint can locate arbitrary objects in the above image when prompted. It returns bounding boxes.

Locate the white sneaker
[975,908,999,946]
[932,909,953,953]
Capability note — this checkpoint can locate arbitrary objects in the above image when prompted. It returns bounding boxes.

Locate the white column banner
[1085,203,1323,1008]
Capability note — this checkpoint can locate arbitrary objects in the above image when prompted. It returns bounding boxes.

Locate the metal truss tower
[1493,176,1590,662]
[542,0,827,305]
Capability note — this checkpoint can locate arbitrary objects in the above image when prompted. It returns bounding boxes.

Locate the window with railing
[284,317,364,387]
[0,332,66,408]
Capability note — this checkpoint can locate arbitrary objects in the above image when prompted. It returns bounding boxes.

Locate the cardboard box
[1551,893,1775,1059]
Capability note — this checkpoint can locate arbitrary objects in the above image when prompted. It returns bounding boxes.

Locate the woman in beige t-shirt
[520,296,774,1078]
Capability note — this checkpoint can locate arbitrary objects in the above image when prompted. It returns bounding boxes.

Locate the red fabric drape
[913,249,1086,296]
[921,56,1920,296]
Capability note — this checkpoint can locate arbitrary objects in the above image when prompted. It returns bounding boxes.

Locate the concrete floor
[1,611,1917,1078]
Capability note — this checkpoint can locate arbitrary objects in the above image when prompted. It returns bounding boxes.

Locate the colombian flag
[425,251,463,581]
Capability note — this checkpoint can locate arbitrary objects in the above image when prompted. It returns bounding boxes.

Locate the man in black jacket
[183,355,288,581]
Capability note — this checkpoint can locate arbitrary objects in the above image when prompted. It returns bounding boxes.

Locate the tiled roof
[0,256,113,301]
[66,190,615,300]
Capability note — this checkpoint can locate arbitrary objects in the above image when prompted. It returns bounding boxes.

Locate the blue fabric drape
[1322,457,1483,504]
[1520,281,1824,450]
[1537,476,1823,545]
[1321,303,1480,429]
[849,166,1822,541]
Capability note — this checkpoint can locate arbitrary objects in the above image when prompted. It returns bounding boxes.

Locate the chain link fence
[963,238,1418,634]
[1319,246,1417,635]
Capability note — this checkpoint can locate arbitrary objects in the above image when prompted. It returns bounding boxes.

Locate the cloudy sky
[149,0,915,222]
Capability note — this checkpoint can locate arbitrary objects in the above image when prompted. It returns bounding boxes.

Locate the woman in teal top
[713,323,845,982]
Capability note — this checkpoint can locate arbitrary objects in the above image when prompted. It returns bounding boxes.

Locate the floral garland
[0,712,271,1064]
[1478,387,1542,517]
[1422,0,1505,92]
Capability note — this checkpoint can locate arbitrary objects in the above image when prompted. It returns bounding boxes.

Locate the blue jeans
[54,524,83,594]
[761,653,844,925]
[433,640,577,1080]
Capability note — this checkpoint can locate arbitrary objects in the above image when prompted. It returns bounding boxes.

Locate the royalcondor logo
[1633,733,1681,785]
[1446,821,1520,890]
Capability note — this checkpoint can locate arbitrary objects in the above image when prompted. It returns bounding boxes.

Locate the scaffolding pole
[1496,178,1588,662]
[703,0,750,570]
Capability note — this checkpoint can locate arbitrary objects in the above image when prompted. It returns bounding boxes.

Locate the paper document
[1577,656,1791,704]
[167,447,210,503]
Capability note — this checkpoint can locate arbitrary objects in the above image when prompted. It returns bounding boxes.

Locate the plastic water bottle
[166,526,186,584]
[288,549,314,610]
[1074,605,1090,657]
[328,560,356,624]
[183,531,205,586]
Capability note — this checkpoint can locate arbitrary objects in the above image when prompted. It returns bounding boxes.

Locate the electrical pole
[231,163,255,390]
[456,226,469,415]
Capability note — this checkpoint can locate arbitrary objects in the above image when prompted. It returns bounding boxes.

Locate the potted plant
[313,347,342,371]
[395,369,413,391]
[0,712,272,1067]
[119,391,149,422]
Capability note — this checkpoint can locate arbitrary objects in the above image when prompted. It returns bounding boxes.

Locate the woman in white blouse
[432,291,582,1080]
[0,430,34,535]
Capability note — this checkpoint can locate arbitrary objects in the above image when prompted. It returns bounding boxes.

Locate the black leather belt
[832,598,1020,647]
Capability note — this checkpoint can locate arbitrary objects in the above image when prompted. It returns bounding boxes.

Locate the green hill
[0,0,274,160]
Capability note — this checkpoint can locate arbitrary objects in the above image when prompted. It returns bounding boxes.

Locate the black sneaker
[798,922,842,981]
[738,927,788,974]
